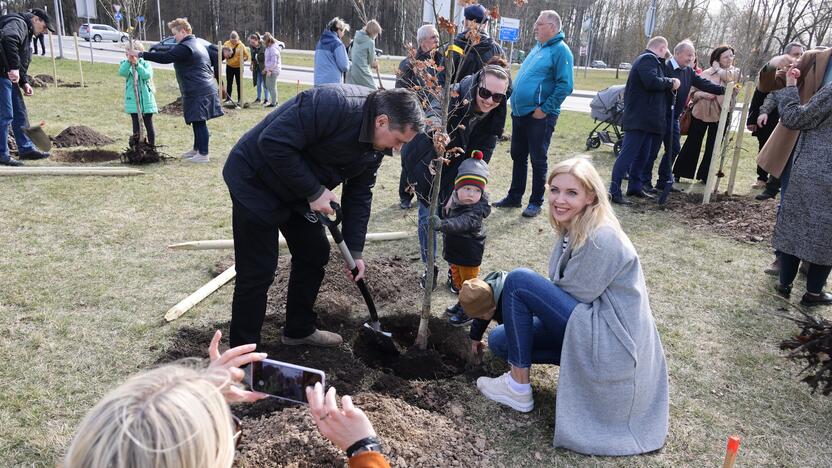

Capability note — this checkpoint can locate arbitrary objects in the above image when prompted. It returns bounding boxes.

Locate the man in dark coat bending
[223,85,424,348]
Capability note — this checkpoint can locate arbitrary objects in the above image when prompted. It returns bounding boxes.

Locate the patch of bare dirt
[51,149,121,163]
[159,97,183,116]
[52,126,115,148]
[26,74,82,88]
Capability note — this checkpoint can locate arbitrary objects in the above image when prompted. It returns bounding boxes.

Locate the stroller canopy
[590,84,625,123]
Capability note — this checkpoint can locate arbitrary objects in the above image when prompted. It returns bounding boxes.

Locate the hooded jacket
[118,58,158,114]
[446,30,503,84]
[346,29,377,89]
[0,13,34,86]
[314,30,350,86]
[439,191,491,267]
[509,31,573,116]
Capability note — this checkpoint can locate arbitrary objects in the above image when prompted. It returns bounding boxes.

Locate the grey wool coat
[772,84,832,265]
[548,225,669,456]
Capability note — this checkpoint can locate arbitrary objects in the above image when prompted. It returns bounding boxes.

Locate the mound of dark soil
[161,253,507,466]
[25,74,81,88]
[52,126,115,148]
[51,149,121,163]
[159,97,183,116]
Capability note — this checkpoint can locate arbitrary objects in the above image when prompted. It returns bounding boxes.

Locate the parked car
[590,60,607,69]
[618,62,632,70]
[511,49,526,64]
[79,23,128,43]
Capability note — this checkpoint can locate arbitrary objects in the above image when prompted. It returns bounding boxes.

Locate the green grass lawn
[2,57,831,467]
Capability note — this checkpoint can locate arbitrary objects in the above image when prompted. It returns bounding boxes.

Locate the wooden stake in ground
[48,30,57,87]
[166,231,411,251]
[165,264,237,321]
[722,435,740,468]
[703,81,735,204]
[217,41,223,99]
[73,33,85,87]
[0,167,144,176]
[726,81,755,196]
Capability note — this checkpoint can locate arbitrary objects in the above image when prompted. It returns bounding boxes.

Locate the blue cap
[464,4,488,23]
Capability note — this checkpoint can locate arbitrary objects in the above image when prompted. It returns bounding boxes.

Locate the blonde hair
[229,31,239,41]
[546,157,622,250]
[364,20,382,37]
[263,32,276,47]
[167,18,192,34]
[63,363,236,468]
[130,40,145,52]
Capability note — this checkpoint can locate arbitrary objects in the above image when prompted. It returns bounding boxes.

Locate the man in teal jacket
[494,10,573,217]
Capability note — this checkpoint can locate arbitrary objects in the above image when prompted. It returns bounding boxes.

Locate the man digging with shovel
[0,8,53,166]
[223,85,424,348]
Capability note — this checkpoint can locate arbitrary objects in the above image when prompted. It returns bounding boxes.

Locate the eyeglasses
[231,415,243,449]
[477,87,506,103]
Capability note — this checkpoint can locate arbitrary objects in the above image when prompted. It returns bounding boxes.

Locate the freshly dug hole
[51,149,121,163]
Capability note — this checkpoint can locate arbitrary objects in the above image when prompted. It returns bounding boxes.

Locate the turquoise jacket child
[509,31,574,116]
[118,58,158,114]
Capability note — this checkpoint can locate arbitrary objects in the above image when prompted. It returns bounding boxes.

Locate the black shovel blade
[360,322,400,355]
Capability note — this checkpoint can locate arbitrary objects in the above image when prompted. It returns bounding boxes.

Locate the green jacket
[118,58,158,114]
[345,30,376,89]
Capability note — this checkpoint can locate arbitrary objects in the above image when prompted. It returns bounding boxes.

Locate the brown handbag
[679,99,694,135]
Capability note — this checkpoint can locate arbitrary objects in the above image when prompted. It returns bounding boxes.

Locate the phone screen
[250,359,325,405]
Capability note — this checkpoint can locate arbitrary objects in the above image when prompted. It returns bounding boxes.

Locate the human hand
[532,107,547,119]
[786,66,801,87]
[471,340,484,356]
[8,69,19,83]
[372,60,379,70]
[306,383,377,452]
[309,188,339,215]
[671,78,681,91]
[746,124,757,132]
[22,83,33,96]
[429,214,442,231]
[757,114,768,127]
[207,330,269,403]
[345,258,366,282]
[127,54,138,64]
[711,60,720,71]
[267,70,272,77]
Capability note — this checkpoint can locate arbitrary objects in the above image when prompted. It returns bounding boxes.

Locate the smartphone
[249,359,325,405]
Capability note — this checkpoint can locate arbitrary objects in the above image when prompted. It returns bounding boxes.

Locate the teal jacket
[509,32,573,116]
[118,58,158,114]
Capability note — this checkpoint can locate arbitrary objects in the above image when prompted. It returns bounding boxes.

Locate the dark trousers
[640,118,680,190]
[610,128,661,196]
[398,156,412,203]
[191,120,209,154]
[130,113,155,146]
[673,115,718,181]
[229,197,330,348]
[507,113,558,206]
[32,34,45,55]
[779,253,832,294]
[226,66,242,102]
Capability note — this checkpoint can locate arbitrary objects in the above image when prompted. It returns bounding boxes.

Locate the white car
[79,23,128,43]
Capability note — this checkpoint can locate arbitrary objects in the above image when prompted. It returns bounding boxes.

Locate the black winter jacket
[446,30,503,84]
[746,89,778,139]
[440,193,490,266]
[223,85,388,258]
[396,47,444,91]
[402,70,508,205]
[0,13,34,86]
[621,50,675,135]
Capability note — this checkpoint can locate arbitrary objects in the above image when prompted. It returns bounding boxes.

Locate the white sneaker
[476,372,534,412]
[181,149,198,159]
[186,153,209,164]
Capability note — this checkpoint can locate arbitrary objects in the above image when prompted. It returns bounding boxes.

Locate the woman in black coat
[130,18,222,163]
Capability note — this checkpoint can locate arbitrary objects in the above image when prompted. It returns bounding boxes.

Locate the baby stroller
[586,84,625,157]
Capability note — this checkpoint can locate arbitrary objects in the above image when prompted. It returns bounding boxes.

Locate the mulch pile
[163,253,508,467]
[52,126,115,148]
[51,149,121,163]
[642,192,777,244]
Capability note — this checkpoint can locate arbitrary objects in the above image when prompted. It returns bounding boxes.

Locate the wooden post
[722,435,740,468]
[726,81,755,196]
[239,45,245,105]
[217,41,223,99]
[164,265,236,321]
[48,31,57,87]
[0,167,144,176]
[296,79,300,96]
[73,33,84,87]
[702,81,735,204]
[167,231,411,251]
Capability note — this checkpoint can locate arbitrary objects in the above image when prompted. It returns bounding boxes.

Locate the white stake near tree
[725,81,756,196]
[702,81,736,204]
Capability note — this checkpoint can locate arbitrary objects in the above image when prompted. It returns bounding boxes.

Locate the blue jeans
[253,72,264,100]
[611,129,662,196]
[641,118,681,189]
[507,113,558,206]
[191,120,209,155]
[417,201,437,264]
[487,268,578,368]
[0,77,35,158]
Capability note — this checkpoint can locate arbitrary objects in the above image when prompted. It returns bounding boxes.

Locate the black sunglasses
[477,87,506,103]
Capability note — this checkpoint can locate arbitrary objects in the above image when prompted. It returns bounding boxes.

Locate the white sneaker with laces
[476,372,534,412]
[181,149,198,159]
[186,153,210,164]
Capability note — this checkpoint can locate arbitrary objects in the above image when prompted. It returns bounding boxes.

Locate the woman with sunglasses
[62,331,389,467]
[402,59,511,290]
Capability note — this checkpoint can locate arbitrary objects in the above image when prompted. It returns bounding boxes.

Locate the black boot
[800,292,832,307]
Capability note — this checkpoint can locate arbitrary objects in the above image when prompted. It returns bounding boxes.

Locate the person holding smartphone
[63,331,390,468]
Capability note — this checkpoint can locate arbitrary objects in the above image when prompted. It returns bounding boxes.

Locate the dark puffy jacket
[747,89,778,139]
[396,47,444,91]
[223,85,387,258]
[141,35,222,123]
[440,193,490,266]
[0,13,34,86]
[621,50,675,134]
[402,70,509,205]
[446,30,503,84]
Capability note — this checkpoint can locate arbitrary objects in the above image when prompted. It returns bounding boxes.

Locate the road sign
[75,0,96,19]
[499,17,520,43]
[579,45,587,56]
[644,0,657,38]
[137,16,144,23]
[114,12,122,21]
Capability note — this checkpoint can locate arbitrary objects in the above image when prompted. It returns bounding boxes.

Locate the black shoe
[626,189,655,199]
[447,269,459,294]
[775,283,792,299]
[521,204,542,218]
[645,186,658,194]
[493,196,522,208]
[254,98,261,103]
[610,193,632,205]
[18,149,50,160]
[444,302,461,316]
[755,192,777,201]
[449,308,472,327]
[399,199,412,210]
[800,292,832,307]
[420,265,439,291]
[656,185,683,193]
[0,157,23,166]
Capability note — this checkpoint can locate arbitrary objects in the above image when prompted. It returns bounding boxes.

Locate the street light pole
[156,0,163,40]
[271,0,275,33]
[52,0,64,58]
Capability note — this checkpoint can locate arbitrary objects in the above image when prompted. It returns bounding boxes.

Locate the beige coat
[757,48,832,177]
[691,66,740,122]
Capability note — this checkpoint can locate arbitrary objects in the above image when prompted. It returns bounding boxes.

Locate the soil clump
[52,126,115,148]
